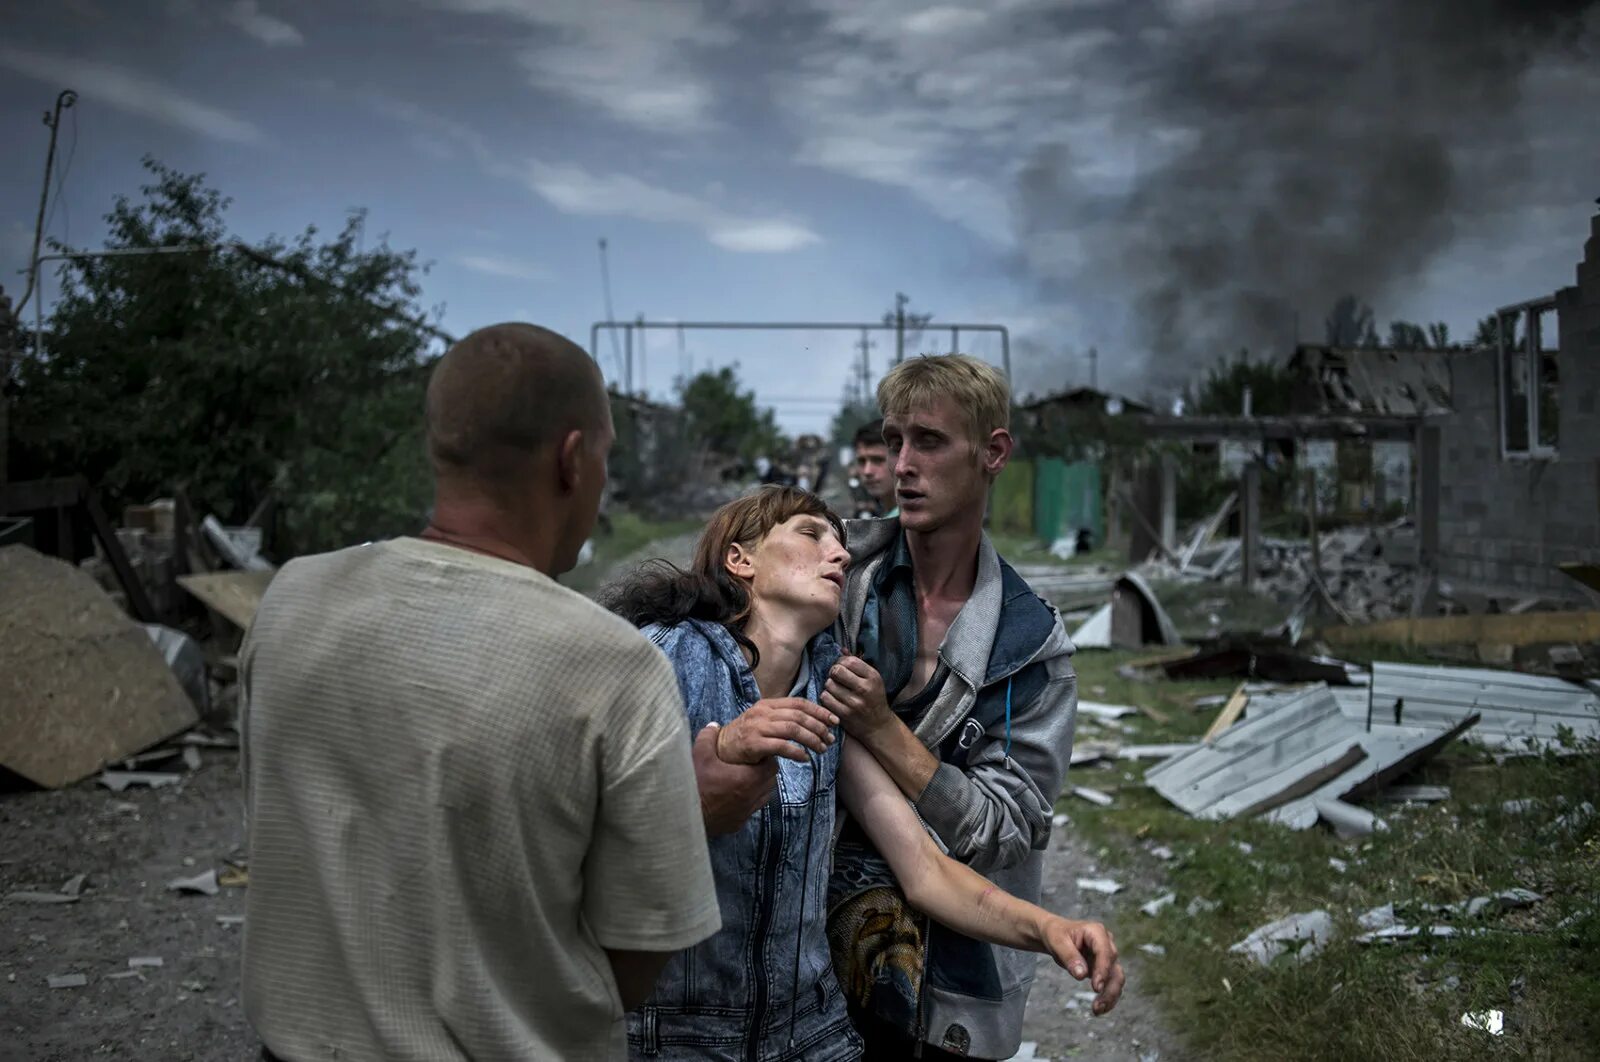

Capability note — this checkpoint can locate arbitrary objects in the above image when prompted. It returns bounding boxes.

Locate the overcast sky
[3,0,1597,432]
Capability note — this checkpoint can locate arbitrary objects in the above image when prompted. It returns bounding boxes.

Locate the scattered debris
[1201,684,1250,743]
[1138,943,1167,957]
[1550,802,1596,832]
[127,956,164,968]
[1149,682,1477,830]
[1162,640,1356,686]
[1065,990,1099,1012]
[1460,1010,1506,1037]
[1357,903,1395,931]
[1070,572,1181,650]
[216,915,245,927]
[1118,743,1199,761]
[1378,784,1450,803]
[1356,923,1468,944]
[1077,878,1124,895]
[1140,892,1176,917]
[1,545,199,789]
[219,866,249,888]
[47,973,88,989]
[6,873,88,905]
[1150,845,1176,862]
[166,869,220,896]
[1328,857,1349,873]
[1308,799,1389,839]
[1077,701,1139,721]
[1051,813,1070,828]
[98,770,184,792]
[1071,786,1115,807]
[142,623,211,716]
[1229,910,1333,967]
[1233,841,1254,855]
[1186,897,1219,916]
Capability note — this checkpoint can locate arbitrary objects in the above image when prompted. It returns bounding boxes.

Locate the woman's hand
[716,697,837,765]
[1041,916,1125,1016]
[821,655,893,738]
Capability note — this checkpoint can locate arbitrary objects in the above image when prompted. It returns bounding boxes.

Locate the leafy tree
[829,395,880,450]
[677,365,785,460]
[12,158,439,556]
[1183,349,1299,416]
[1387,321,1429,349]
[1325,295,1379,347]
[1387,320,1451,349]
[1473,314,1501,348]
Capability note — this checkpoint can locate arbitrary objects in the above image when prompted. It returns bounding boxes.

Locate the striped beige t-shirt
[240,537,719,1061]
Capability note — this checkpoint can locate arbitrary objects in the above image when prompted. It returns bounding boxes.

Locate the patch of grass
[1060,651,1600,1061]
[989,531,1122,570]
[561,511,700,595]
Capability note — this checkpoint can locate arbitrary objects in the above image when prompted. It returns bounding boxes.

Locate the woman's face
[730,513,850,632]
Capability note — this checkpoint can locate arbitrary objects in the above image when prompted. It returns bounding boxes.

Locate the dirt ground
[1,750,1175,1062]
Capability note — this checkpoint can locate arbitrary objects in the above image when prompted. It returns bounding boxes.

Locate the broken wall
[1435,213,1600,600]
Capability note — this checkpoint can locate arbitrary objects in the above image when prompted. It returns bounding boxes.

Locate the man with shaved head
[241,323,721,1062]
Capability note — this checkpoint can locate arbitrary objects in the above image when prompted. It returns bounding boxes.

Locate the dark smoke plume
[1015,0,1600,390]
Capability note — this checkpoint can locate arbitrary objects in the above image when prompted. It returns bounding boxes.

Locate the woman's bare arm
[838,740,1126,1015]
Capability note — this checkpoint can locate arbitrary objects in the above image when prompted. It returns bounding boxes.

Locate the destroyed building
[1285,343,1457,515]
[1427,210,1600,603]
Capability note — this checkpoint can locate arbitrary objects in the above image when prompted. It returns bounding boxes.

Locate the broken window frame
[1497,297,1559,460]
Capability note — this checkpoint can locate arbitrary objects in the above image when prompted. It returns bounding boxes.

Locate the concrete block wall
[1434,212,1600,600]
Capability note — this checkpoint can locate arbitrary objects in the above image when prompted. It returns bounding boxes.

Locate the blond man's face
[882,397,994,532]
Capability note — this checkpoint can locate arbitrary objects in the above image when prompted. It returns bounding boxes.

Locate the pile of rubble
[1142,508,1426,626]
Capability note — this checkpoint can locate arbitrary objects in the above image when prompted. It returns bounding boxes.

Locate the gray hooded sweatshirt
[834,518,1079,1060]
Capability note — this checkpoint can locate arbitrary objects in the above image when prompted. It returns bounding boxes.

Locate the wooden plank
[80,485,158,623]
[177,571,275,631]
[1320,610,1600,649]
[1125,647,1196,669]
[1202,682,1250,744]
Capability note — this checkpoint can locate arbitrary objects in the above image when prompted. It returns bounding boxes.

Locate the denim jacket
[627,620,863,1062]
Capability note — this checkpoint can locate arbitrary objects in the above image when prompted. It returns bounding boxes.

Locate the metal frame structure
[589,318,1012,395]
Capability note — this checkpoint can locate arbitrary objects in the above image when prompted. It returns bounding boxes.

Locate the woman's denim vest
[626,620,863,1062]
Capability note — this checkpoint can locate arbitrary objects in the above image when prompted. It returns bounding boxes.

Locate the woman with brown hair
[604,486,1123,1061]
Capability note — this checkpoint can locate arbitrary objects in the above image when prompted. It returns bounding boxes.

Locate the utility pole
[2,88,77,488]
[1088,345,1099,390]
[854,329,875,406]
[635,311,646,396]
[883,292,932,367]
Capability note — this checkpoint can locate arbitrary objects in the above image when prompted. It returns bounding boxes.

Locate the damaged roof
[1288,344,1455,415]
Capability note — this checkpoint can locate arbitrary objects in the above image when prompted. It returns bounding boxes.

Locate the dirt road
[2,754,1175,1061]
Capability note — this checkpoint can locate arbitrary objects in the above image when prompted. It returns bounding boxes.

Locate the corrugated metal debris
[1146,684,1479,829]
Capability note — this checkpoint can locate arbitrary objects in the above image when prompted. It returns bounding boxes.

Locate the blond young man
[822,355,1082,1061]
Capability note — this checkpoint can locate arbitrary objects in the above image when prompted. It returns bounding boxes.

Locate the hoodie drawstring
[1004,674,1014,759]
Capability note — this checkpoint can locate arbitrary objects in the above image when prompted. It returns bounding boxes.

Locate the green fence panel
[1034,459,1102,546]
